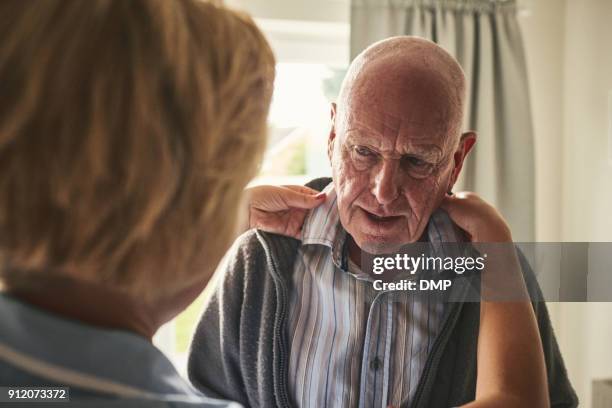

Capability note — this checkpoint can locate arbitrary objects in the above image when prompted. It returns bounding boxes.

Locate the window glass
[155,49,347,380]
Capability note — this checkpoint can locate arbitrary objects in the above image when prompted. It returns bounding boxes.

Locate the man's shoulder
[231,229,265,255]
[305,176,332,192]
[230,229,297,259]
[219,177,332,283]
[220,229,300,283]
[219,230,267,278]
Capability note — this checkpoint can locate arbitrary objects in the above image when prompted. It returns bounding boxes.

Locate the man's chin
[358,238,406,256]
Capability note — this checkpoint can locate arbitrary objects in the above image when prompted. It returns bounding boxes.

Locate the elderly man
[188,37,577,408]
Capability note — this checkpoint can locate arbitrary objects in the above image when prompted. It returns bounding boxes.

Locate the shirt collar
[301,183,347,270]
[0,293,204,400]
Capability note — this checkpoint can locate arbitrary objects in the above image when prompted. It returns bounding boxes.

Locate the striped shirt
[287,184,461,408]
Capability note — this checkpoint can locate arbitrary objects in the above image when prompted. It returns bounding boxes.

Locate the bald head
[337,36,466,138]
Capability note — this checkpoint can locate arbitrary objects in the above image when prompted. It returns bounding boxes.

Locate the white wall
[560,1,612,407]
[226,0,348,22]
[524,1,612,406]
[225,0,349,65]
[562,0,612,242]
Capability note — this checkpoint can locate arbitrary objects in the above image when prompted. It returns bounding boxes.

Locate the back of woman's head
[0,0,275,302]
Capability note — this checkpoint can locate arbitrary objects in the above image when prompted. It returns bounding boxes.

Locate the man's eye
[354,146,374,157]
[402,155,436,178]
[405,156,428,167]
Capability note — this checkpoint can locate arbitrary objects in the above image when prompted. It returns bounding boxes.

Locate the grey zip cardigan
[188,177,578,408]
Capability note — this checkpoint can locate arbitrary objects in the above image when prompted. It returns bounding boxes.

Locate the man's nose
[372,160,400,205]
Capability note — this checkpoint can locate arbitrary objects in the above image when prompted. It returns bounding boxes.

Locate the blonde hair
[0,0,274,302]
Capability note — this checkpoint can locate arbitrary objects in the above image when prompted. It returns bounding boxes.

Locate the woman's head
[0,0,274,304]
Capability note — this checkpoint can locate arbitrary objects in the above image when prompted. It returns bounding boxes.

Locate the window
[154,18,349,377]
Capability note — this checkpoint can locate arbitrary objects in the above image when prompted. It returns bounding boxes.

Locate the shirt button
[370,357,381,370]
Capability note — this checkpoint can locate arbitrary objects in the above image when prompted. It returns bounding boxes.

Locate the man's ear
[448,131,477,191]
[327,103,338,162]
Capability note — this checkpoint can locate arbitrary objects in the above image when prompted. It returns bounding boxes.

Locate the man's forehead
[342,108,452,148]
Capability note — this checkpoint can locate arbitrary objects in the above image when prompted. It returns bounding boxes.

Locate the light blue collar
[0,293,199,399]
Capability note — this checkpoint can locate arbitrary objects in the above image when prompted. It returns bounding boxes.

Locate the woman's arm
[441,192,549,408]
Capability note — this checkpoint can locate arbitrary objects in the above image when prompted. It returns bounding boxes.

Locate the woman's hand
[440,192,511,243]
[242,185,326,239]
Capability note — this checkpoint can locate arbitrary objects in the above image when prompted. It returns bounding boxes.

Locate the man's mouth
[361,208,403,223]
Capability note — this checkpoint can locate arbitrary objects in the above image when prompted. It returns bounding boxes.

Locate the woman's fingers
[250,208,307,239]
[278,185,326,209]
[245,184,325,238]
[282,185,320,195]
[247,185,325,212]
[440,192,511,242]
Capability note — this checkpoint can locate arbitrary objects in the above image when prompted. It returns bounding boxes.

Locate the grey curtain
[351,0,535,241]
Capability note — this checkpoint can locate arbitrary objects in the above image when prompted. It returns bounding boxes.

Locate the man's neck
[347,235,363,269]
[3,274,159,340]
[346,230,430,272]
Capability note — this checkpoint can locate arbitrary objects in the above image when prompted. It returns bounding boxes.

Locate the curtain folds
[351,0,535,241]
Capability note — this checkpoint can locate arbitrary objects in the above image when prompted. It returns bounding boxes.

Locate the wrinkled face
[330,67,462,254]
